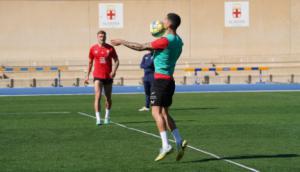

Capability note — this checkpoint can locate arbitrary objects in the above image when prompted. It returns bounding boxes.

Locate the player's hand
[111,39,124,46]
[110,71,116,78]
[84,77,89,85]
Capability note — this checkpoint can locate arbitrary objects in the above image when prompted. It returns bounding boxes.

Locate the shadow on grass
[170,107,218,111]
[120,119,196,124]
[183,154,299,163]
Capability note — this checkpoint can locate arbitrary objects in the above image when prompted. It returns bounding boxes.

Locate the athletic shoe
[176,140,188,161]
[104,118,110,124]
[96,120,102,126]
[154,145,173,162]
[139,106,150,112]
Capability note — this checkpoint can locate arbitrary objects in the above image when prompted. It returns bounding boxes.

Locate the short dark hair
[97,30,106,36]
[167,13,181,30]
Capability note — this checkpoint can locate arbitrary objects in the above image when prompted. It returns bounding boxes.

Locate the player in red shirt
[85,30,119,126]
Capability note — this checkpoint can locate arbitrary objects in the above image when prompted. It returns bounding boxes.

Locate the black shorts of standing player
[150,79,175,107]
[93,78,113,85]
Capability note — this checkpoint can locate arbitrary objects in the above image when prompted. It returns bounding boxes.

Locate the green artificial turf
[0,92,299,172]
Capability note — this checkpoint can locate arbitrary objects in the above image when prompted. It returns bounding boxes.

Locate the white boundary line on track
[77,111,260,172]
[1,89,300,97]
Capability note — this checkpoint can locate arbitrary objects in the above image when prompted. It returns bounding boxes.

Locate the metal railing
[1,74,299,88]
[1,60,300,88]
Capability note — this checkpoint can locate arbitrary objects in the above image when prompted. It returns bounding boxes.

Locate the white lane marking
[77,112,260,172]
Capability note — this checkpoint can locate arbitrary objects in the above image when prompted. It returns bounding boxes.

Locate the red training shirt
[151,37,169,50]
[89,43,118,79]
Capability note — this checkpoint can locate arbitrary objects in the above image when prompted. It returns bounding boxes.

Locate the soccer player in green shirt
[111,13,187,162]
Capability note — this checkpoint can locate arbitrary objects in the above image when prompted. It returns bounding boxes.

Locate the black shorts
[93,78,113,85]
[150,79,175,107]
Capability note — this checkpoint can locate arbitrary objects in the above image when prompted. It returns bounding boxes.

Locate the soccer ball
[150,20,166,37]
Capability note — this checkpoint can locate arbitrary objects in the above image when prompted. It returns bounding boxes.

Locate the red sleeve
[151,37,169,50]
[110,47,118,61]
[89,47,94,60]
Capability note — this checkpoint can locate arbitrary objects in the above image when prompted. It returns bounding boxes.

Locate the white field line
[77,112,260,172]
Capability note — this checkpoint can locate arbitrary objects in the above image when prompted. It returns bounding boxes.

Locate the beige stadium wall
[0,0,300,66]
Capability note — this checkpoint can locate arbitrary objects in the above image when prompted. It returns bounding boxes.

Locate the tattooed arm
[111,39,153,51]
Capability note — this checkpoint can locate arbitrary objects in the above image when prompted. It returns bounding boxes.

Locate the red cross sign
[232,8,242,18]
[107,9,116,20]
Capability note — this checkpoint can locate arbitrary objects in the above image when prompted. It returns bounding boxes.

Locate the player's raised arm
[111,39,153,51]
[111,19,169,52]
[111,37,169,52]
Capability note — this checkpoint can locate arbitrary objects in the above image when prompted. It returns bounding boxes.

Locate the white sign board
[99,3,123,28]
[225,1,249,27]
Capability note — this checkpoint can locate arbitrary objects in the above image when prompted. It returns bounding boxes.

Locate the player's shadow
[184,154,299,163]
[120,119,195,124]
[119,120,154,124]
[170,107,218,111]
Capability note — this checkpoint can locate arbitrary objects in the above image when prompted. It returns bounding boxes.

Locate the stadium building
[0,0,300,87]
